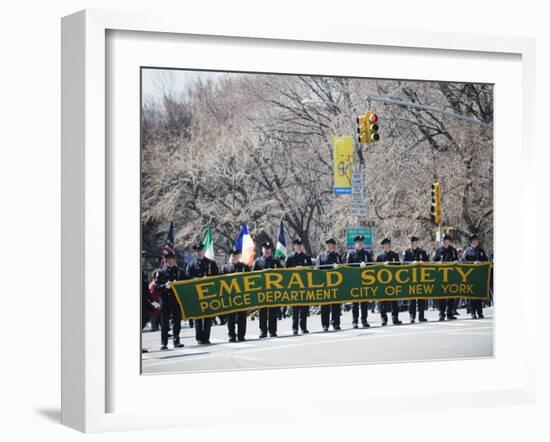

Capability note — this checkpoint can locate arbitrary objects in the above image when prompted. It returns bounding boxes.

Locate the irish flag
[203,225,215,260]
[234,224,255,266]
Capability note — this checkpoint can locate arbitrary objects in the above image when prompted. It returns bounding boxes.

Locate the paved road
[141,306,493,374]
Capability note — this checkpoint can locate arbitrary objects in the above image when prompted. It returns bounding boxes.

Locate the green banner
[171,262,492,319]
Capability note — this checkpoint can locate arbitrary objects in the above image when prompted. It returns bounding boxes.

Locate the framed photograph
[62,9,537,432]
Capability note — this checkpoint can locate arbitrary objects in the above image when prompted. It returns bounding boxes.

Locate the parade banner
[333,136,353,194]
[171,262,492,319]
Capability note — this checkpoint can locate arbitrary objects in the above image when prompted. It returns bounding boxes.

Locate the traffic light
[366,111,380,143]
[356,111,380,144]
[430,182,442,225]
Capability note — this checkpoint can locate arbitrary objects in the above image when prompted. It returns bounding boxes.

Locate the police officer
[376,238,402,326]
[155,251,184,350]
[346,235,374,328]
[317,238,343,331]
[186,243,219,344]
[461,234,489,319]
[403,236,430,323]
[141,250,152,353]
[222,248,250,342]
[432,234,459,321]
[252,241,283,338]
[285,238,313,335]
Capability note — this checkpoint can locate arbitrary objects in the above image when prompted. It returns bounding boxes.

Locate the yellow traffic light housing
[356,111,380,144]
[430,182,442,225]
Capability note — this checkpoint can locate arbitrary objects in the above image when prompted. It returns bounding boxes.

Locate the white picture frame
[61,9,537,433]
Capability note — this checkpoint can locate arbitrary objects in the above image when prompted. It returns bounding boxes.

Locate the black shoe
[269,333,278,338]
[323,326,329,332]
[174,342,184,348]
[302,329,309,334]
[471,314,477,319]
[447,315,457,320]
[438,316,445,322]
[479,314,485,319]
[393,319,402,325]
[237,337,246,342]
[352,322,358,329]
[259,332,267,339]
[419,317,428,322]
[333,325,341,331]
[141,348,149,353]
[203,340,211,345]
[362,322,370,328]
[293,329,299,335]
[229,337,237,343]
[381,320,388,326]
[160,345,168,351]
[410,317,416,324]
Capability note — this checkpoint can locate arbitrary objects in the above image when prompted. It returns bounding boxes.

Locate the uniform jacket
[316,250,342,269]
[252,255,283,271]
[285,251,313,268]
[186,257,219,278]
[155,265,183,299]
[432,245,458,262]
[376,250,401,263]
[346,248,374,264]
[461,246,489,262]
[221,262,250,274]
[403,247,430,263]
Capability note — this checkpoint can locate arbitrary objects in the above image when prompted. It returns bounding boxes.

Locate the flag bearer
[346,235,374,328]
[155,251,184,350]
[376,238,402,326]
[222,248,250,342]
[317,238,343,331]
[461,234,489,319]
[186,243,219,344]
[431,234,459,321]
[403,236,430,323]
[285,238,313,335]
[252,241,283,338]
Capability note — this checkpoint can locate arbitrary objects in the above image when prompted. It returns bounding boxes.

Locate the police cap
[354,235,365,242]
[380,237,391,245]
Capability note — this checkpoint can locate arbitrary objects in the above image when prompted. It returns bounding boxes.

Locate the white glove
[151,301,160,310]
[333,263,339,269]
[164,281,172,289]
[360,262,366,267]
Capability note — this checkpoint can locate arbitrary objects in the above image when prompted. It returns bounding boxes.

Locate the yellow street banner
[171,262,492,319]
[333,136,353,194]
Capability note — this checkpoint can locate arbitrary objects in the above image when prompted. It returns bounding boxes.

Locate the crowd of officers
[142,233,490,351]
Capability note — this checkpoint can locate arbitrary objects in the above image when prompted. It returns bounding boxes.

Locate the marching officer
[222,248,250,342]
[346,235,374,328]
[432,234,459,321]
[141,250,152,353]
[461,234,489,319]
[403,236,430,323]
[155,251,184,350]
[285,238,313,335]
[252,241,283,338]
[186,243,219,344]
[376,238,402,326]
[317,238,343,331]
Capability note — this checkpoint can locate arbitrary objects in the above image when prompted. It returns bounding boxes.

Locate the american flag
[163,222,175,256]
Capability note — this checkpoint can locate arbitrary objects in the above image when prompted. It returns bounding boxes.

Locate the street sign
[351,172,363,194]
[345,227,374,251]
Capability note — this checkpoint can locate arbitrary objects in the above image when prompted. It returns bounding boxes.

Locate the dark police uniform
[346,246,374,327]
[462,237,489,319]
[252,251,283,338]
[317,245,343,331]
[376,246,402,325]
[432,240,459,320]
[403,245,430,322]
[285,249,313,334]
[186,255,219,344]
[221,260,250,341]
[155,263,184,348]
[142,267,152,330]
